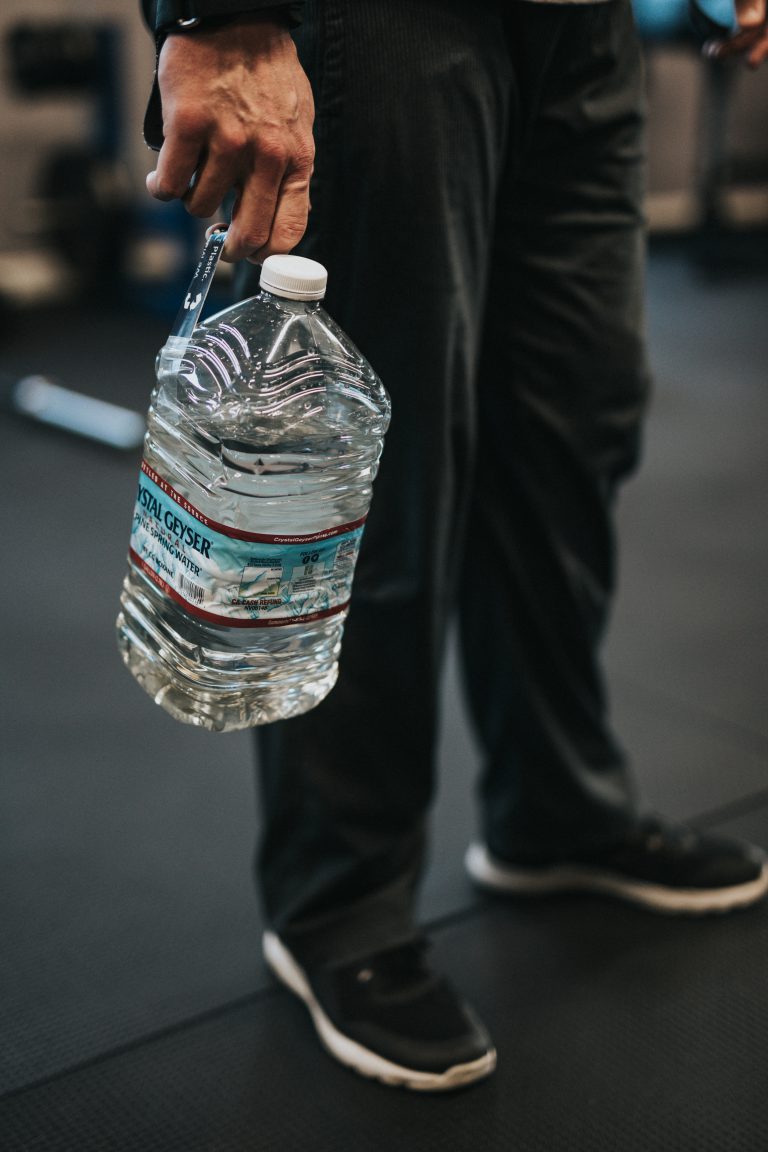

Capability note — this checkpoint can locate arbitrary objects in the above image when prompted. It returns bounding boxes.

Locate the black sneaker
[263,931,496,1091]
[466,816,768,914]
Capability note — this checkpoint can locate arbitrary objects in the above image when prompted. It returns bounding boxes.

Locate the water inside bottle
[116,287,389,732]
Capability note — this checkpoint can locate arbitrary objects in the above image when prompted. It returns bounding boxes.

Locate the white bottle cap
[260,255,327,300]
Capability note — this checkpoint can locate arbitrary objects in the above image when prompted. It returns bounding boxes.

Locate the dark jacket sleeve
[140,0,304,151]
[141,1,303,38]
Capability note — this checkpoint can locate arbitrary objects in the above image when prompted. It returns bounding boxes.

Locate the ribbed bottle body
[116,291,389,732]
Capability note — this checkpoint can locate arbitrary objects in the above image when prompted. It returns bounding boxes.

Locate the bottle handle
[160,226,228,372]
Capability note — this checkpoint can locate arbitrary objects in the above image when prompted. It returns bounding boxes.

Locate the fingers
[150,125,310,263]
[214,133,311,261]
[147,113,313,262]
[151,147,312,264]
[746,30,768,64]
[705,24,768,63]
[226,165,310,264]
[705,0,768,65]
[146,129,201,202]
[181,157,235,220]
[225,182,281,262]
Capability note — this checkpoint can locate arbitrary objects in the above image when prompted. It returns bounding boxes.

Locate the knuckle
[273,215,308,250]
[295,135,316,170]
[166,106,205,143]
[262,219,308,259]
[237,226,271,254]
[212,128,246,159]
[258,137,289,168]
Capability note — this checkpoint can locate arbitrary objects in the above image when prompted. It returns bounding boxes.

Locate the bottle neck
[260,289,323,311]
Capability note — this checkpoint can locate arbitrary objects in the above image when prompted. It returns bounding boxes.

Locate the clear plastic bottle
[116,251,390,732]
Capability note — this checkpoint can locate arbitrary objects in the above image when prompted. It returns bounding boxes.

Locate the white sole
[465,841,768,915]
[262,931,497,1092]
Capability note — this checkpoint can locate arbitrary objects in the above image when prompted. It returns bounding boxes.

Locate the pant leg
[460,0,651,861]
[244,0,513,966]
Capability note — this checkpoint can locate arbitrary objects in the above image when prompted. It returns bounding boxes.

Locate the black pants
[239,0,650,968]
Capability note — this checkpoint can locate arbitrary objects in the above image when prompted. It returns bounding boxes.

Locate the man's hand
[147,16,315,262]
[705,0,768,67]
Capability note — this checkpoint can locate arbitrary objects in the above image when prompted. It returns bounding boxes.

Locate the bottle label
[128,460,366,628]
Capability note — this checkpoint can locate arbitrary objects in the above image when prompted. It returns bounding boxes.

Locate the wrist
[164,10,292,45]
[159,12,297,69]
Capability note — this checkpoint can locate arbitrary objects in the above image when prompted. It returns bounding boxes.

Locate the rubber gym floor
[1,242,766,1151]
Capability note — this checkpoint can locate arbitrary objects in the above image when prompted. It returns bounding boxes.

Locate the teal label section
[128,461,365,627]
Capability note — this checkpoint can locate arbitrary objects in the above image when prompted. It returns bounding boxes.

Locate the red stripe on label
[140,459,366,543]
[129,549,349,629]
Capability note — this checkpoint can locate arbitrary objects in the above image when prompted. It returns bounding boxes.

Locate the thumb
[146,169,173,202]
